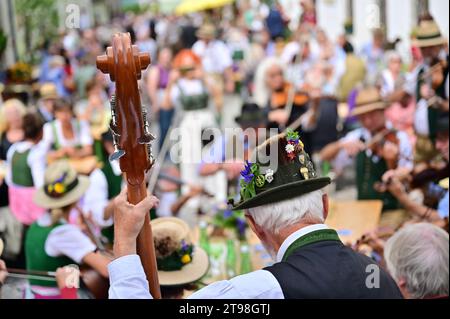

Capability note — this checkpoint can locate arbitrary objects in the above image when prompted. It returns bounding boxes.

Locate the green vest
[11,149,34,187]
[51,120,82,151]
[356,151,399,211]
[25,222,74,287]
[178,83,209,111]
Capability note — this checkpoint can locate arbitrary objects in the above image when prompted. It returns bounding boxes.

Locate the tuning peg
[109,146,125,162]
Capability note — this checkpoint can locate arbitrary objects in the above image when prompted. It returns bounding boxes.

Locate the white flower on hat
[265,169,274,183]
[285,144,295,153]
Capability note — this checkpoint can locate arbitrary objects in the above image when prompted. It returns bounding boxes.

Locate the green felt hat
[231,130,331,210]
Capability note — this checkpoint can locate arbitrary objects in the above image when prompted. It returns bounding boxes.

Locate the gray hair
[253,57,286,108]
[384,223,449,299]
[247,189,325,235]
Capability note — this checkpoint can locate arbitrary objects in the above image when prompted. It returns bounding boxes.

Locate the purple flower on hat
[180,239,189,252]
[240,161,254,184]
[223,209,233,219]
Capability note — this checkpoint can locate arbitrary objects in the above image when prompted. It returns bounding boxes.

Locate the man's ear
[322,193,329,221]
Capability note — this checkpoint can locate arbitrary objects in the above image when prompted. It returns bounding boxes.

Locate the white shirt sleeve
[41,122,55,151]
[108,255,284,299]
[396,130,414,170]
[82,169,112,227]
[5,143,17,186]
[27,142,48,188]
[45,224,97,264]
[78,120,93,146]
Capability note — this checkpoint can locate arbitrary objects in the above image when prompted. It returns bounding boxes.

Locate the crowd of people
[0,1,448,299]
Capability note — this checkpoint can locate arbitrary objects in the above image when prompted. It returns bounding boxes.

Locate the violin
[97,33,161,298]
[419,59,448,90]
[271,83,309,109]
[363,127,400,170]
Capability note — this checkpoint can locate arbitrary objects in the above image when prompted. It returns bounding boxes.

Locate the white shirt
[80,168,112,228]
[108,224,329,299]
[42,119,93,151]
[5,141,47,188]
[37,213,96,264]
[192,40,233,74]
[170,78,206,108]
[334,124,413,172]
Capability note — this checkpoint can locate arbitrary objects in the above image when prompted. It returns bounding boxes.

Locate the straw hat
[350,87,386,117]
[413,20,446,48]
[196,24,216,40]
[39,83,59,100]
[34,160,90,209]
[151,217,209,287]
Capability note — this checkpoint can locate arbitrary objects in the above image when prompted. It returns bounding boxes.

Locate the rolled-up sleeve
[108,255,152,299]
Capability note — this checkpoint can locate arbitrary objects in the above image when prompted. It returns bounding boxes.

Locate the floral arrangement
[212,209,248,241]
[155,238,194,271]
[285,128,304,161]
[45,173,69,198]
[239,161,274,201]
[7,61,32,83]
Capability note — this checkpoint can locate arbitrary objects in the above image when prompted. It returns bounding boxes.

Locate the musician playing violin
[385,114,449,228]
[406,18,449,167]
[320,88,413,228]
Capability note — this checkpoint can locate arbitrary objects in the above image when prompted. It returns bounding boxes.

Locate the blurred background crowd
[0,0,448,299]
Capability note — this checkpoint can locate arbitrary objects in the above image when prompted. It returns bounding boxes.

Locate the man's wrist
[113,238,137,259]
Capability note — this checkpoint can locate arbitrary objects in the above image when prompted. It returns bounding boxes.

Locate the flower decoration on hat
[240,161,267,201]
[155,237,195,271]
[285,128,303,161]
[44,172,77,198]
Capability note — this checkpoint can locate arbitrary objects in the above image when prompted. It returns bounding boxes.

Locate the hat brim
[232,177,331,210]
[33,176,90,209]
[158,247,210,287]
[350,102,386,117]
[41,94,59,100]
[413,37,446,48]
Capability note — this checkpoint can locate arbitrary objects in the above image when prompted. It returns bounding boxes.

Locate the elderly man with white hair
[108,133,402,299]
[384,223,449,299]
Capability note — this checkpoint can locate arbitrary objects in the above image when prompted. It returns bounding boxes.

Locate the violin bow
[97,33,161,298]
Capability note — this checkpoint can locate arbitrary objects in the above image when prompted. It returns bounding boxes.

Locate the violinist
[25,160,110,299]
[385,114,449,228]
[320,87,413,228]
[408,18,449,167]
[257,58,312,133]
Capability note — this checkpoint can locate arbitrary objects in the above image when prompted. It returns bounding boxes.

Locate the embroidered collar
[277,224,342,262]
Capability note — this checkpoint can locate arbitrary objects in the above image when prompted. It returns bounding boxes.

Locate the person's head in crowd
[39,82,59,114]
[414,19,446,63]
[53,99,75,125]
[152,217,209,298]
[435,113,449,162]
[253,57,286,107]
[384,223,449,299]
[231,133,330,260]
[372,28,385,49]
[0,98,26,135]
[23,112,44,144]
[34,160,90,224]
[351,87,386,135]
[385,51,402,74]
[158,47,173,69]
[265,60,286,92]
[172,49,201,80]
[196,24,217,44]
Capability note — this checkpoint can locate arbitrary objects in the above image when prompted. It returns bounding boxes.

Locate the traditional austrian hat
[413,19,446,48]
[152,217,209,286]
[34,160,90,209]
[231,130,331,210]
[235,102,267,128]
[350,87,386,117]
